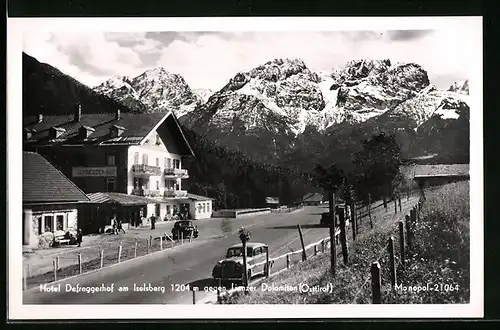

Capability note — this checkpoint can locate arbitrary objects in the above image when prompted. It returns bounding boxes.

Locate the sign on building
[72,167,117,177]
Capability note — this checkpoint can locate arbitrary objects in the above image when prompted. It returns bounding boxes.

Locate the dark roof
[413,164,469,178]
[186,193,214,201]
[86,192,159,205]
[23,152,90,204]
[265,197,279,204]
[302,192,323,202]
[23,111,195,156]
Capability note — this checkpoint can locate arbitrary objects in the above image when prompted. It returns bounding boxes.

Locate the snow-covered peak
[447,79,469,95]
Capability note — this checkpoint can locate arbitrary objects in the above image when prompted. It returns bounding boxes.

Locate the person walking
[117,219,126,234]
[76,229,83,247]
[151,215,156,230]
[112,217,118,235]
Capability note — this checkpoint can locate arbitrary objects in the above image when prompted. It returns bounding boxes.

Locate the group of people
[111,216,126,235]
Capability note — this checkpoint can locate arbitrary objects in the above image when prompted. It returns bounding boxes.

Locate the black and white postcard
[7,16,483,319]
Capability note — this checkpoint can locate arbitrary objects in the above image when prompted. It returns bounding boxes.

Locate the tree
[353,133,403,201]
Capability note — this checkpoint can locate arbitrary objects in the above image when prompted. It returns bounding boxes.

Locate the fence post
[56,256,60,271]
[388,236,396,288]
[321,239,325,253]
[314,244,318,256]
[118,244,122,263]
[286,254,290,269]
[78,253,82,274]
[181,232,184,245]
[192,289,196,305]
[398,221,405,266]
[339,207,348,265]
[371,261,381,304]
[329,192,337,276]
[368,193,373,229]
[146,238,150,254]
[405,214,412,253]
[410,208,417,227]
[394,195,397,214]
[351,203,356,241]
[100,248,104,268]
[297,224,307,262]
[149,235,153,248]
[266,248,270,277]
[134,240,138,258]
[27,263,30,278]
[53,259,57,281]
[398,193,402,212]
[160,235,163,250]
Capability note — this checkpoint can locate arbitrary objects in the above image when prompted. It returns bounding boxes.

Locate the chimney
[75,104,82,122]
[37,114,43,123]
[116,109,121,121]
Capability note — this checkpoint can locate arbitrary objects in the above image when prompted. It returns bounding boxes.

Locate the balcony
[132,164,162,177]
[164,167,189,179]
[131,189,162,198]
[164,189,188,198]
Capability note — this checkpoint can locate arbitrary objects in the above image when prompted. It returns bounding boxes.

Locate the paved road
[23,206,333,304]
[23,197,418,305]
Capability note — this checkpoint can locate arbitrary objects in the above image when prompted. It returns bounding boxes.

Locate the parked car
[212,242,269,283]
[171,220,199,240]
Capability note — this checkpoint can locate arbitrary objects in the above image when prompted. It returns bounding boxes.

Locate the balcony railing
[132,164,162,177]
[164,167,189,178]
[164,189,188,198]
[131,189,162,198]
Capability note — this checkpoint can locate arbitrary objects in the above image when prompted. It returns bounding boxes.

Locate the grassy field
[225,182,470,304]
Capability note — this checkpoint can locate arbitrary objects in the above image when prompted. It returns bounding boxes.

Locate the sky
[23,27,477,91]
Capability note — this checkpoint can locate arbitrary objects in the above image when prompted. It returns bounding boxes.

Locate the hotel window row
[133,152,181,169]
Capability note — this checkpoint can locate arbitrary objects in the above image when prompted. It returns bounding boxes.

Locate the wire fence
[23,231,196,291]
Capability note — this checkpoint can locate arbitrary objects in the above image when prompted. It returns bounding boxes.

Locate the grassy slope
[226,182,470,304]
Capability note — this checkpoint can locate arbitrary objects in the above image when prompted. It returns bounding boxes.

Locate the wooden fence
[23,231,195,291]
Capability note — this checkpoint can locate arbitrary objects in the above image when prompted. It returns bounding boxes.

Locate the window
[107,154,116,166]
[167,158,172,168]
[134,152,139,165]
[156,158,159,167]
[106,177,116,192]
[202,203,206,213]
[155,133,161,145]
[164,157,167,168]
[142,154,148,165]
[174,159,180,169]
[56,215,65,231]
[207,203,211,212]
[44,215,54,233]
[253,247,262,256]
[156,180,160,190]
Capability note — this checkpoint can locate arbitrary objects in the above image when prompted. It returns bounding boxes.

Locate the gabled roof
[302,192,323,202]
[86,192,159,206]
[23,111,195,156]
[23,152,90,204]
[413,164,470,178]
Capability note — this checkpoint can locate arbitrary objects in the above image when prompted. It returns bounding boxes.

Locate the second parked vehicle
[171,220,199,240]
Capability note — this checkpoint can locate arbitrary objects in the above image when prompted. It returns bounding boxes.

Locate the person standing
[76,229,83,247]
[151,215,156,230]
[112,215,118,235]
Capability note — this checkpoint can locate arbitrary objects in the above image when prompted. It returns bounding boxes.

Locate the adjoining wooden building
[412,164,470,188]
[23,152,90,248]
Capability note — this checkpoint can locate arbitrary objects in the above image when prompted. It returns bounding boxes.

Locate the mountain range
[22,52,470,172]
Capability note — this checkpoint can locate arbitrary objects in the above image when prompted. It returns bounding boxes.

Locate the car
[171,220,199,240]
[212,242,269,283]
